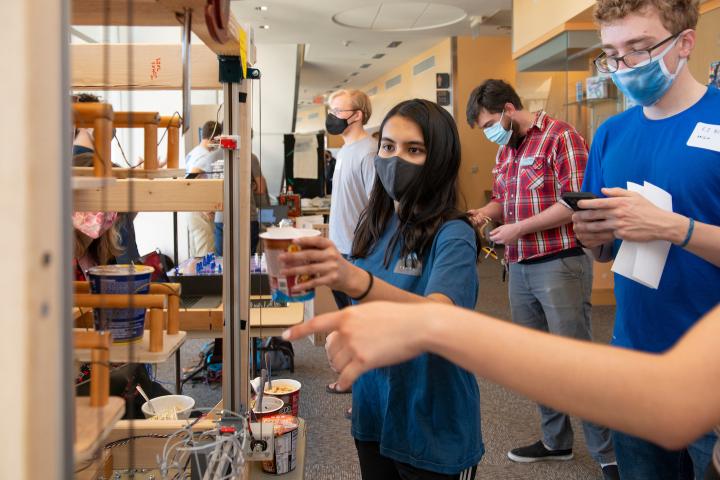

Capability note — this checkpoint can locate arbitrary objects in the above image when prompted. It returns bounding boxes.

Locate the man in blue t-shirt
[573,1,720,478]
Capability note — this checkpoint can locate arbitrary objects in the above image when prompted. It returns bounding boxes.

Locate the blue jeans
[614,430,717,480]
[509,254,615,465]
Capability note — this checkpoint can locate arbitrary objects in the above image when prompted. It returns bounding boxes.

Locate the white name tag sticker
[687,122,720,153]
[519,156,535,167]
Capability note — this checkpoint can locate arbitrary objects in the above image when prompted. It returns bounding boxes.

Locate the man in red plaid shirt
[466,79,618,479]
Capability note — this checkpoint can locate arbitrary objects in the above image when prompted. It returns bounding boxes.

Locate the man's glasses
[594,33,679,74]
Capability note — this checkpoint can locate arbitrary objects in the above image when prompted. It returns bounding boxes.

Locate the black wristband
[351,271,374,302]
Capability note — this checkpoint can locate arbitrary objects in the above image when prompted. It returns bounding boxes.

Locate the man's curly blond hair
[594,0,699,33]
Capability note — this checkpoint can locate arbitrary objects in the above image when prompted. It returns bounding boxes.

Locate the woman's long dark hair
[351,99,480,267]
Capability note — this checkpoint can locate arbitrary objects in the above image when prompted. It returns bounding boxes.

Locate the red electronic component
[220,426,236,434]
[218,135,240,150]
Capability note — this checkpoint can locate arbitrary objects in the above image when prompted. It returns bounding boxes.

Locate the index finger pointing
[282,311,344,341]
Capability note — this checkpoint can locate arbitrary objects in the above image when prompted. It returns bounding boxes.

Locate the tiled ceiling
[230,0,512,105]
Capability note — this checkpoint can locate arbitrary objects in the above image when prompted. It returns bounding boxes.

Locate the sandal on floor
[326,382,352,394]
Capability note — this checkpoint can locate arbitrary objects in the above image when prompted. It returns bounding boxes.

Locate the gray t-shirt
[214,153,263,223]
[328,135,377,255]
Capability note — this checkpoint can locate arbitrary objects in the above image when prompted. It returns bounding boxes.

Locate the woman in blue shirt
[280,99,483,479]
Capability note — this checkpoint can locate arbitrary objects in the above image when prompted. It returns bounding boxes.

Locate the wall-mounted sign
[436,73,451,89]
[437,90,451,106]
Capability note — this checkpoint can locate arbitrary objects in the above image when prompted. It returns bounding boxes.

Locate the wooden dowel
[159,115,181,128]
[148,309,164,352]
[73,103,114,124]
[166,126,180,169]
[149,282,181,296]
[167,294,180,334]
[74,330,111,350]
[93,117,113,177]
[90,348,110,407]
[113,111,160,127]
[144,123,159,170]
[74,293,166,309]
[75,282,181,296]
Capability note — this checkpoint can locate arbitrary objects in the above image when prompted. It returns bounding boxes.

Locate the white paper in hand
[611,182,672,289]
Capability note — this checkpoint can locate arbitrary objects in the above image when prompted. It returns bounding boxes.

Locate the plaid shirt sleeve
[552,130,588,194]
[490,147,507,203]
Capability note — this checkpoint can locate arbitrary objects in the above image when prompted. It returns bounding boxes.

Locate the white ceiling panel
[230,0,512,104]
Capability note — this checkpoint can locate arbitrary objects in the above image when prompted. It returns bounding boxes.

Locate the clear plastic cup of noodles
[260,415,300,475]
[260,227,321,303]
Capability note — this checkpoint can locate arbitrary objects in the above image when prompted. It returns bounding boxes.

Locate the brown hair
[594,0,700,33]
[74,220,122,265]
[328,89,372,125]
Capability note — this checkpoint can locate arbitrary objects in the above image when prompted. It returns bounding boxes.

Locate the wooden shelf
[72,176,117,191]
[75,396,125,465]
[74,330,186,363]
[72,0,243,56]
[180,296,305,339]
[249,418,306,479]
[73,167,186,179]
[73,178,222,212]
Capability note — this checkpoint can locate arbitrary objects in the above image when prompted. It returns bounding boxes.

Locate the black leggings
[355,440,477,480]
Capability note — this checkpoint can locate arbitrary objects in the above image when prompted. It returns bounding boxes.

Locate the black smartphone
[185,171,201,179]
[561,191,597,211]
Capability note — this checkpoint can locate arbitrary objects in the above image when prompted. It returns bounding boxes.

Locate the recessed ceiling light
[372,53,385,59]
[349,72,359,77]
[387,41,402,48]
[360,63,371,69]
[259,24,270,29]
[255,6,269,11]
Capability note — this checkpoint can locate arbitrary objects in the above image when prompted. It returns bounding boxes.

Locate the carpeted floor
[158,255,616,479]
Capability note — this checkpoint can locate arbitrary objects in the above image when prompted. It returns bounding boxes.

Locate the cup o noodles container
[87,264,154,343]
[260,227,321,303]
[260,415,300,475]
[252,396,284,420]
[264,379,301,417]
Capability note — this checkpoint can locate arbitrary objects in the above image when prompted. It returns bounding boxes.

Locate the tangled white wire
[157,412,248,480]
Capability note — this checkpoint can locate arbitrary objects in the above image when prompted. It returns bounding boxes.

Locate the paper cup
[264,379,301,417]
[260,227,321,303]
[252,396,285,420]
[260,415,300,475]
[88,264,154,343]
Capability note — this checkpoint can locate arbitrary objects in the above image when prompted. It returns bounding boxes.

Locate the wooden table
[179,296,305,339]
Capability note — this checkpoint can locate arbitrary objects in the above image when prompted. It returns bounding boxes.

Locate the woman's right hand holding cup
[279,237,364,295]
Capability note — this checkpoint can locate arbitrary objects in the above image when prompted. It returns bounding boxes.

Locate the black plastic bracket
[218,55,261,83]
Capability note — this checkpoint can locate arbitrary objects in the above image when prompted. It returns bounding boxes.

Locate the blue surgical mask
[483,111,513,145]
[611,36,686,107]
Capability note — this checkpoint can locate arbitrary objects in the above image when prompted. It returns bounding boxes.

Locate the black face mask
[374,155,423,202]
[325,112,353,135]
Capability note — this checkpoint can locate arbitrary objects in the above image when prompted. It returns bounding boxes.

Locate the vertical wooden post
[166,125,180,169]
[148,308,163,352]
[90,348,109,407]
[143,123,159,170]
[93,117,113,177]
[167,294,180,334]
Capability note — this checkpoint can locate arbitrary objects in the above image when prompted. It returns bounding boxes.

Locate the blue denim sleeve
[424,221,479,309]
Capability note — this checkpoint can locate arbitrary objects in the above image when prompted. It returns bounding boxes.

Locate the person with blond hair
[324,89,377,400]
[571,0,720,477]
